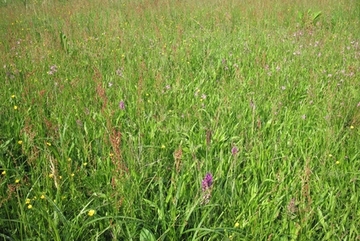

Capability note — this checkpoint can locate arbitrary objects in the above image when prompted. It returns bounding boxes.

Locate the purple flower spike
[201,173,213,204]
[119,100,125,110]
[201,173,213,191]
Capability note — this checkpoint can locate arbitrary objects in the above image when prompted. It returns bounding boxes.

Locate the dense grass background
[1,0,360,240]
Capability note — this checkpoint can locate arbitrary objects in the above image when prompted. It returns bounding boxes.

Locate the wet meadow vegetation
[1,0,360,239]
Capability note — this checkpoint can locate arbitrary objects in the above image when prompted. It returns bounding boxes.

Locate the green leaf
[140,228,156,241]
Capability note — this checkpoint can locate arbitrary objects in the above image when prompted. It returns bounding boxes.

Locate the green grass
[1,0,360,240]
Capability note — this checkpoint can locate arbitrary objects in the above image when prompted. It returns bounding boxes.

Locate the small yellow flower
[25,198,31,204]
[350,125,354,129]
[15,179,20,183]
[40,195,45,199]
[161,145,166,149]
[11,95,16,98]
[71,173,75,177]
[59,176,62,179]
[48,173,54,178]
[328,154,333,157]
[46,142,51,146]
[336,161,340,165]
[67,158,72,162]
[27,204,33,209]
[18,140,23,145]
[234,222,240,228]
[1,170,6,175]
[83,162,87,166]
[109,153,114,157]
[88,209,95,216]
[14,106,18,110]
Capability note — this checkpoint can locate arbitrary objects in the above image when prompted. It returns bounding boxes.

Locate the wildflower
[119,100,125,110]
[67,158,72,162]
[329,154,333,157]
[15,179,20,183]
[40,195,45,199]
[27,204,33,209]
[88,209,95,216]
[336,161,340,165]
[350,125,354,129]
[108,82,113,87]
[201,173,213,191]
[83,162,87,166]
[71,173,75,177]
[234,222,240,228]
[116,68,123,77]
[46,142,51,146]
[201,173,214,205]
[14,106,18,110]
[47,65,58,75]
[1,170,6,175]
[25,198,31,204]
[49,173,54,178]
[11,95,15,98]
[194,89,200,97]
[231,146,238,155]
[18,140,23,145]
[161,145,166,149]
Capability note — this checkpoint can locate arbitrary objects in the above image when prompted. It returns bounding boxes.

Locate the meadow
[1,0,360,240]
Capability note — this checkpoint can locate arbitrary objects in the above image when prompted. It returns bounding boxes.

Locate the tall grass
[1,0,360,240]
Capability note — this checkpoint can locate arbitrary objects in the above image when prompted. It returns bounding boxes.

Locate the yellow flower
[161,145,166,149]
[234,222,240,228]
[88,209,95,216]
[18,140,23,145]
[350,125,354,129]
[1,170,6,175]
[15,179,20,183]
[14,106,18,110]
[49,173,54,178]
[67,158,72,162]
[109,153,114,157]
[336,161,340,165]
[83,162,87,166]
[25,198,31,204]
[40,195,45,199]
[328,154,333,157]
[27,204,32,209]
[11,95,16,98]
[46,142,51,146]
[71,173,75,177]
